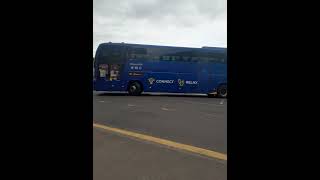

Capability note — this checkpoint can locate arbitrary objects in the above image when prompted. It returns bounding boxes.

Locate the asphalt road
[93,91,227,153]
[94,127,227,180]
[93,91,227,180]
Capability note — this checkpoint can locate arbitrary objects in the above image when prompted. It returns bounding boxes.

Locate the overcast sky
[93,0,227,56]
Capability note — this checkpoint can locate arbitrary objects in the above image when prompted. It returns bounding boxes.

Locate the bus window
[153,56,160,61]
[182,56,189,62]
[98,64,109,79]
[110,64,121,80]
[171,56,179,61]
[191,57,199,62]
[163,56,170,61]
[130,54,136,59]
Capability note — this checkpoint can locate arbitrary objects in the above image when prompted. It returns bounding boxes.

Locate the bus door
[96,63,111,90]
[96,63,125,91]
[108,63,125,91]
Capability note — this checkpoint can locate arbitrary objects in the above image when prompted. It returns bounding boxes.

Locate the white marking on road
[161,107,176,111]
[99,100,105,103]
[161,107,169,111]
[220,100,224,105]
[202,113,221,118]
[128,104,136,107]
[183,100,224,106]
[203,113,216,117]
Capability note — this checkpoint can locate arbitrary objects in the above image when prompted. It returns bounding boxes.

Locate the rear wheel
[128,82,142,96]
[217,84,227,98]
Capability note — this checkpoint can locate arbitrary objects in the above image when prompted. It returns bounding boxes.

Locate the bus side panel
[144,72,177,93]
[123,61,151,92]
[176,73,200,93]
[195,63,210,94]
[207,63,227,93]
[94,79,111,91]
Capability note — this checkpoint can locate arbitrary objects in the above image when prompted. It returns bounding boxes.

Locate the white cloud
[93,0,227,56]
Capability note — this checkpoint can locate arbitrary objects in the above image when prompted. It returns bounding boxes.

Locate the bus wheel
[217,85,227,98]
[128,82,142,96]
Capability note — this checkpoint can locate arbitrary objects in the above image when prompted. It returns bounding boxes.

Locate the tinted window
[128,47,156,61]
[96,45,126,64]
[125,45,227,63]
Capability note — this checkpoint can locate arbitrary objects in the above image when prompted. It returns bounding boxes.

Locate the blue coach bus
[93,42,227,97]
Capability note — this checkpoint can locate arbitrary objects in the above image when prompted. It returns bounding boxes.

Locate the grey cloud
[129,0,225,20]
[93,0,227,55]
[94,0,225,25]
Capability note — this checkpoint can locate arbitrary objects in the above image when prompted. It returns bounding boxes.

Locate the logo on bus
[186,81,198,85]
[148,77,155,85]
[130,66,142,70]
[129,72,144,76]
[178,79,185,86]
[156,80,174,84]
[148,78,175,84]
[129,63,143,66]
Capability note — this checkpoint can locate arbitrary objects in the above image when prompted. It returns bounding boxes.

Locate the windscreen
[95,44,126,64]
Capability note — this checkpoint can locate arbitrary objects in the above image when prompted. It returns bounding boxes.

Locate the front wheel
[128,82,142,96]
[217,85,227,98]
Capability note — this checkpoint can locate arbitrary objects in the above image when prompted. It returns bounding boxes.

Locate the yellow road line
[93,123,227,161]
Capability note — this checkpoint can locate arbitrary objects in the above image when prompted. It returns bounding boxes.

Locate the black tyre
[217,84,227,98]
[128,82,142,96]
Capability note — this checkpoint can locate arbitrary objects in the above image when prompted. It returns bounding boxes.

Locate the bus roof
[99,42,226,53]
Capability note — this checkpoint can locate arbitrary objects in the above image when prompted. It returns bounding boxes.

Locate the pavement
[93,91,227,180]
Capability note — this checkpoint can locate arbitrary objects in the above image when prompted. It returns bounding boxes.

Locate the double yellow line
[93,123,227,161]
